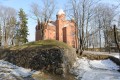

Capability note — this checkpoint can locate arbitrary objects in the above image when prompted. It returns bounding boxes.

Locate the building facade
[35,9,78,48]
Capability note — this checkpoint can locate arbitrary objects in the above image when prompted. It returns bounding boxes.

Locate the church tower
[56,9,66,41]
[35,20,41,41]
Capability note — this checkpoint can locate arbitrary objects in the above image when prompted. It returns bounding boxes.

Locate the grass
[10,40,72,50]
[81,53,110,60]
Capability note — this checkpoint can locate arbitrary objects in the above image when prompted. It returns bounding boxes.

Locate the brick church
[35,9,78,48]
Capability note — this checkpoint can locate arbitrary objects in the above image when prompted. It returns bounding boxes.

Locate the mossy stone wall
[0,47,77,75]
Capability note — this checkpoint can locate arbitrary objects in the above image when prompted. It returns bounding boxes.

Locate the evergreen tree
[18,8,29,43]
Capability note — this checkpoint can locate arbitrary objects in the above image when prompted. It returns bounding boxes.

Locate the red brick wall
[63,27,67,43]
[56,20,59,40]
[44,26,56,40]
[35,26,41,41]
[56,14,65,42]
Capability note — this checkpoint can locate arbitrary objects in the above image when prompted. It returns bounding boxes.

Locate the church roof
[57,9,65,15]
[48,23,56,27]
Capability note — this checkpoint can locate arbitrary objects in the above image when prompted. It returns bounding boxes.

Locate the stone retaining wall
[0,47,77,76]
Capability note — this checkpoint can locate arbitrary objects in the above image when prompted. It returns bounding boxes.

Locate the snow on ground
[71,57,120,80]
[84,51,120,59]
[0,56,120,80]
[0,60,35,79]
[113,54,120,58]
[82,70,120,80]
[90,59,119,70]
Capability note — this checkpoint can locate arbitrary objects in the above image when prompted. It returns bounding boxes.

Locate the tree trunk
[113,25,120,60]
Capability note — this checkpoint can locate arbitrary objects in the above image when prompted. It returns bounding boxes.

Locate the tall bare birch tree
[0,5,17,47]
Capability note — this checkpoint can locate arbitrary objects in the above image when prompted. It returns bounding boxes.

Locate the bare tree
[30,0,55,40]
[113,25,120,60]
[66,0,100,54]
[93,3,116,52]
[0,5,17,47]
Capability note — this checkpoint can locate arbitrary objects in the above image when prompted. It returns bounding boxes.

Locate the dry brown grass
[81,52,120,67]
[32,71,75,80]
[81,53,110,60]
[10,40,72,50]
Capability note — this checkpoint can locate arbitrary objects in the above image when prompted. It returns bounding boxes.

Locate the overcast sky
[0,0,119,42]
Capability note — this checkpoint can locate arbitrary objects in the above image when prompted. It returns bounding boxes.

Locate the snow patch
[81,70,120,80]
[90,59,119,70]
[57,9,65,15]
[0,60,35,77]
[73,58,91,71]
[71,57,120,80]
[70,58,91,79]
[113,55,119,58]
